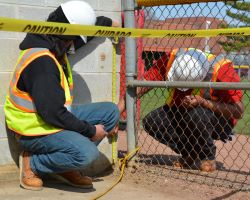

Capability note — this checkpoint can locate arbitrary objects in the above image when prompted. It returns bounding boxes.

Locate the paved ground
[0,131,249,200]
[0,164,249,200]
[0,164,185,200]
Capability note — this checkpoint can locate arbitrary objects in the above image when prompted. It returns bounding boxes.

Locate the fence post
[123,0,137,154]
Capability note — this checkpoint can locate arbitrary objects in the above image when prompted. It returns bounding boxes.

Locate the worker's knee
[74,144,100,168]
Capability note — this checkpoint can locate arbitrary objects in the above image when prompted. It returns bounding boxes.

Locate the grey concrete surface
[1,164,249,200]
[0,164,180,200]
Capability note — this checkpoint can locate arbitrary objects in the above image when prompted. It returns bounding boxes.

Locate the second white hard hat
[61,0,96,43]
[167,49,210,91]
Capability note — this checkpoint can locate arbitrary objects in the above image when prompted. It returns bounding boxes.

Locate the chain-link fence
[120,0,250,191]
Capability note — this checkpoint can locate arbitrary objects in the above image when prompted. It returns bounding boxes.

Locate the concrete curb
[0,164,19,181]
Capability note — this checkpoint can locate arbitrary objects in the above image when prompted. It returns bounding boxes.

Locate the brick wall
[143,17,225,54]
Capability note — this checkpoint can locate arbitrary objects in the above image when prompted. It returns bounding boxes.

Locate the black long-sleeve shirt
[17,16,112,138]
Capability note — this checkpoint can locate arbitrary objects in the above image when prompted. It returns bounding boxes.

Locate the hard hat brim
[80,35,87,43]
[167,49,210,91]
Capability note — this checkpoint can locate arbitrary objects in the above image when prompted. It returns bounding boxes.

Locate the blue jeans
[19,102,120,175]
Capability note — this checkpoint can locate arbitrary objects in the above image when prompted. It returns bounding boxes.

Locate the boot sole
[19,152,43,191]
[51,174,93,189]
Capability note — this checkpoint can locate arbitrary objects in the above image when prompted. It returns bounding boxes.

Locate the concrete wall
[0,0,121,175]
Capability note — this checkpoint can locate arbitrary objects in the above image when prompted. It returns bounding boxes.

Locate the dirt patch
[119,176,250,200]
[117,130,250,191]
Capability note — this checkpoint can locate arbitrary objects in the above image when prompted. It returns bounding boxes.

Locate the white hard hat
[167,49,210,91]
[61,0,96,43]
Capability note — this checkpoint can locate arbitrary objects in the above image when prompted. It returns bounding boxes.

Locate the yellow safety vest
[4,48,73,136]
[166,48,232,106]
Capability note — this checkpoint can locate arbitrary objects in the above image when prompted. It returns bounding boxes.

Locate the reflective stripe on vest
[210,57,232,101]
[8,48,73,112]
[165,49,232,106]
[4,48,73,136]
[64,54,74,99]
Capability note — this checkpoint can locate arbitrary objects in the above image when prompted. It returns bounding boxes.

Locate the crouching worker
[4,0,121,190]
[138,48,244,172]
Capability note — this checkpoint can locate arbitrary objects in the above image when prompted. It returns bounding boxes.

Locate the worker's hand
[112,20,120,27]
[182,95,205,108]
[110,20,120,45]
[107,124,119,138]
[91,124,107,142]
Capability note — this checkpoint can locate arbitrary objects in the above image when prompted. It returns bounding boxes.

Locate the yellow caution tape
[0,17,249,38]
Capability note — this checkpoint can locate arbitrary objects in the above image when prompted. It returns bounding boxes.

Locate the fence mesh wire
[119,0,250,190]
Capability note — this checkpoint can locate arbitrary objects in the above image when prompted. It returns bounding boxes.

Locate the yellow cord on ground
[91,146,141,200]
[111,37,119,164]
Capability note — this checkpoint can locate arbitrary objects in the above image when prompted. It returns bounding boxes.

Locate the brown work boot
[54,171,93,189]
[173,157,194,169]
[19,151,43,190]
[200,160,216,172]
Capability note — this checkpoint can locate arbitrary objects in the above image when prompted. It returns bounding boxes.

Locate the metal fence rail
[127,80,250,90]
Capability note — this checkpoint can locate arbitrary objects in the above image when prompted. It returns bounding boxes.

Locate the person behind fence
[4,0,122,191]
[137,48,244,172]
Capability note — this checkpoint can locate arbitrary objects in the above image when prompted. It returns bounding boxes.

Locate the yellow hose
[91,147,141,200]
